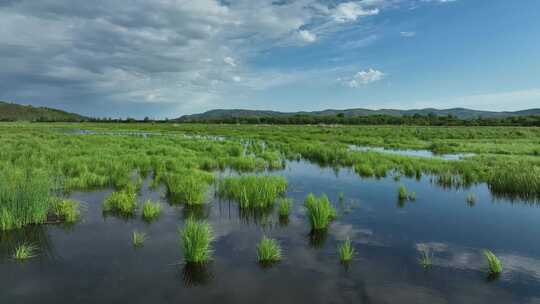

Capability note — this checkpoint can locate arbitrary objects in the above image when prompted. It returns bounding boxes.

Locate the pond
[1,160,539,303]
[349,145,475,160]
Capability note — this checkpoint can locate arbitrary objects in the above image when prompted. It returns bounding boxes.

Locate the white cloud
[345,68,385,87]
[400,31,416,37]
[298,30,317,43]
[223,57,237,67]
[332,2,379,23]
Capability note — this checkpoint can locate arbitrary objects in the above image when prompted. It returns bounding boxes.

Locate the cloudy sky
[1,0,539,118]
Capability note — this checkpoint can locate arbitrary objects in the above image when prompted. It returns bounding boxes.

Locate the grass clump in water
[13,243,38,260]
[164,171,213,206]
[398,185,416,201]
[338,238,355,263]
[103,183,137,215]
[419,248,433,269]
[484,250,503,275]
[132,230,147,247]
[277,198,293,218]
[304,193,337,230]
[142,200,161,221]
[180,218,214,263]
[50,198,80,223]
[218,175,287,209]
[257,236,282,264]
[0,170,52,231]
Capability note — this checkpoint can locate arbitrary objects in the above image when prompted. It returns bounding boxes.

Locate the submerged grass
[180,218,214,263]
[305,193,337,230]
[419,248,433,269]
[218,175,287,209]
[142,200,161,221]
[338,238,355,263]
[484,250,503,275]
[132,231,147,247]
[13,243,38,260]
[257,236,282,264]
[398,185,416,201]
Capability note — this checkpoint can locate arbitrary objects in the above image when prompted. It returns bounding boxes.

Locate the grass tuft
[304,193,337,230]
[103,183,137,215]
[13,243,38,260]
[398,185,416,201]
[257,236,282,264]
[164,171,213,206]
[419,248,433,268]
[142,200,161,221]
[277,198,293,218]
[50,198,80,223]
[218,175,287,209]
[338,238,355,263]
[180,218,214,263]
[132,230,147,247]
[484,250,503,275]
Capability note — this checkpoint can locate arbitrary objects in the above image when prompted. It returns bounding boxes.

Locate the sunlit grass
[277,198,292,218]
[142,200,161,221]
[218,175,287,209]
[304,193,336,230]
[164,171,213,206]
[50,198,81,223]
[338,238,355,263]
[180,218,214,263]
[257,236,282,264]
[103,183,137,215]
[484,250,503,275]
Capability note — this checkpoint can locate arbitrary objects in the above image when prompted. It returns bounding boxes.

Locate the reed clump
[142,200,161,220]
[164,171,213,205]
[257,236,282,264]
[217,175,287,209]
[132,230,147,247]
[304,193,336,230]
[103,183,137,215]
[484,250,502,275]
[13,243,38,260]
[277,198,293,218]
[398,185,416,201]
[50,198,81,223]
[338,238,355,263]
[180,218,214,263]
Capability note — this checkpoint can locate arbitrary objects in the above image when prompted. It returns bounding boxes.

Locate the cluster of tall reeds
[102,183,137,215]
[304,193,337,230]
[217,175,287,208]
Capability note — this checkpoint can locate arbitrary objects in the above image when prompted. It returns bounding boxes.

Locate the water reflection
[181,263,214,287]
[0,226,54,262]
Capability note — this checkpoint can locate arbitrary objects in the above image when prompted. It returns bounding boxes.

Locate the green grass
[13,243,38,260]
[484,250,503,275]
[257,236,282,264]
[338,238,355,263]
[277,198,293,218]
[218,175,287,209]
[419,248,433,269]
[50,198,81,223]
[304,193,337,230]
[164,171,213,205]
[132,230,147,247]
[0,169,52,230]
[142,200,161,221]
[398,185,416,201]
[103,183,137,215]
[180,218,214,263]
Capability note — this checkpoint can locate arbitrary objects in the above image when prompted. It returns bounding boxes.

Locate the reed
[142,200,161,220]
[165,172,213,205]
[304,193,337,230]
[398,185,416,201]
[103,183,137,215]
[180,218,214,263]
[419,248,433,268]
[484,250,502,275]
[338,238,355,263]
[50,198,81,223]
[217,175,287,209]
[257,236,282,264]
[132,230,147,247]
[277,198,293,218]
[13,243,38,260]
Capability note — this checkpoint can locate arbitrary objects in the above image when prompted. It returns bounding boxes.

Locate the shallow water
[2,160,540,303]
[349,145,475,160]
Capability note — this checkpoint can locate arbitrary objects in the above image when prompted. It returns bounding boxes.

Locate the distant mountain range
[176,108,540,121]
[0,101,87,122]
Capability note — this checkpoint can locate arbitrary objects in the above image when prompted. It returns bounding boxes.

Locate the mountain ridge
[0,101,88,122]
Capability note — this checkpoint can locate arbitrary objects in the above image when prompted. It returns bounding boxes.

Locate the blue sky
[0,0,538,118]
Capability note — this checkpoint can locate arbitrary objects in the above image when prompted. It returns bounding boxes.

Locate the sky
[0,0,539,119]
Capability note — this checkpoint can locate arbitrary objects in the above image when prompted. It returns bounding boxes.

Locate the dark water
[2,161,540,303]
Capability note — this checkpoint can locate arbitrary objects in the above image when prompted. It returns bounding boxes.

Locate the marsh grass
[398,185,416,201]
[142,200,161,221]
[165,171,213,206]
[180,218,214,263]
[277,198,293,218]
[0,170,51,230]
[305,193,337,230]
[132,230,147,247]
[419,248,433,268]
[13,243,38,260]
[50,198,80,223]
[257,236,282,264]
[218,175,287,209]
[484,250,503,275]
[338,238,355,263]
[103,183,137,215]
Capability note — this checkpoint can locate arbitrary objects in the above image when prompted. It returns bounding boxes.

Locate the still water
[1,160,540,303]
